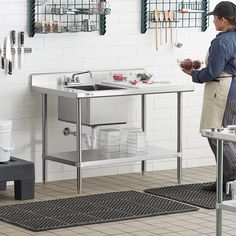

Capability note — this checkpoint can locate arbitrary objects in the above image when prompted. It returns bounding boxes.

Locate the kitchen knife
[11,30,18,69]
[1,43,4,69]
[6,36,12,75]
[19,31,24,68]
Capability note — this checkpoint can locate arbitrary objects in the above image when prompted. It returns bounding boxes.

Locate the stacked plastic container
[120,127,140,154]
[98,128,120,159]
[126,130,147,155]
[98,127,147,159]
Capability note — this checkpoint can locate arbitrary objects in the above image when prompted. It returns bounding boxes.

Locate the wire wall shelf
[141,0,209,34]
[29,0,109,37]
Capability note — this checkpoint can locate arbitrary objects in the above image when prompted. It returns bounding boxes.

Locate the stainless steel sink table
[31,70,194,193]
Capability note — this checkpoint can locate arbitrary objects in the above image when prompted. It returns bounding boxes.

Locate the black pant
[208,99,236,182]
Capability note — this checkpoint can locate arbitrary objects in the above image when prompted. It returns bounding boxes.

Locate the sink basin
[59,83,128,126]
[67,84,124,91]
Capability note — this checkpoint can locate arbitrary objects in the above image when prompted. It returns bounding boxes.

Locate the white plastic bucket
[0,119,14,162]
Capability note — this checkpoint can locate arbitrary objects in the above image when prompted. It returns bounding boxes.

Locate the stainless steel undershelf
[45,145,177,167]
[218,201,236,213]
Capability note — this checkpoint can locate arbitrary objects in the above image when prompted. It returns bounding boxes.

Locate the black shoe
[202,182,216,192]
[202,182,226,193]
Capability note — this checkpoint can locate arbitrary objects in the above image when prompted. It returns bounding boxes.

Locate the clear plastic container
[120,127,142,154]
[98,128,120,158]
[126,130,147,155]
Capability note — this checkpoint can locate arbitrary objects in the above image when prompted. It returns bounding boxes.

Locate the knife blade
[6,36,12,75]
[1,42,4,69]
[19,31,24,68]
[11,30,18,69]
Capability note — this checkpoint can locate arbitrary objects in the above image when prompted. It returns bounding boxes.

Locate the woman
[182,1,236,191]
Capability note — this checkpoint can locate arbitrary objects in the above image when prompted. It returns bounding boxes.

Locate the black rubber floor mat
[0,190,198,231]
[144,182,231,209]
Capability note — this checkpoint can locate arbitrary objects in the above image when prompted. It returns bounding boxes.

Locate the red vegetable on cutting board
[130,79,137,85]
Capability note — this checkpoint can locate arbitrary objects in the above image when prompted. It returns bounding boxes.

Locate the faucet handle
[72,75,80,83]
[64,76,71,85]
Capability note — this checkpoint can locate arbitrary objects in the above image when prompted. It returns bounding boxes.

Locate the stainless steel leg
[76,98,82,193]
[42,94,48,184]
[141,94,146,175]
[177,92,183,184]
[216,139,223,236]
[177,155,182,184]
[141,161,146,175]
[77,166,82,193]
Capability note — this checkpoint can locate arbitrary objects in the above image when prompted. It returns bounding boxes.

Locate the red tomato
[130,80,137,85]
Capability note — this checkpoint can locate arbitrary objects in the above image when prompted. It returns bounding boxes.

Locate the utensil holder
[141,0,209,34]
[29,0,109,37]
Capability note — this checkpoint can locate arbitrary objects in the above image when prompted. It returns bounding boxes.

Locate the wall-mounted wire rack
[141,0,209,34]
[29,0,109,37]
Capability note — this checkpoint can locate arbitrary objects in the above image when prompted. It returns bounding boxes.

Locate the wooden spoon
[154,10,159,51]
[164,10,169,43]
[159,12,164,45]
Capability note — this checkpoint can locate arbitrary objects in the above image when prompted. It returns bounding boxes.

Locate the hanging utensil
[174,11,183,48]
[11,30,18,70]
[159,11,164,45]
[164,10,169,43]
[19,31,24,68]
[179,8,205,13]
[154,10,159,51]
[6,36,12,75]
[1,43,4,69]
[168,10,174,44]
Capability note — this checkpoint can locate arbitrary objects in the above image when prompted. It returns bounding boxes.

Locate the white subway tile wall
[0,0,220,183]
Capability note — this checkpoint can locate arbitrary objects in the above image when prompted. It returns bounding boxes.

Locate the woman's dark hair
[218,16,236,26]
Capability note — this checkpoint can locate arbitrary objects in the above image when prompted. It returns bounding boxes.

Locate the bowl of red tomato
[112,74,126,81]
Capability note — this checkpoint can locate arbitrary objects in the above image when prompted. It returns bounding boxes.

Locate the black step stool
[0,157,35,200]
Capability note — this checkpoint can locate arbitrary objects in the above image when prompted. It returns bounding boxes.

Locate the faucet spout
[64,70,93,86]
[72,70,93,80]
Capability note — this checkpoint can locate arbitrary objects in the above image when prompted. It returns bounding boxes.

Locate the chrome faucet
[64,70,93,86]
[72,70,93,81]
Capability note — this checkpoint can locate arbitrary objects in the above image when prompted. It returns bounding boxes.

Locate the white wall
[0,0,220,183]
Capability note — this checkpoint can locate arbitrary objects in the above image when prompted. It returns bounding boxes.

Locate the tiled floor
[0,166,236,236]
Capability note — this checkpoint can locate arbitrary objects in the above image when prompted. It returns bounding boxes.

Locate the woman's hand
[182,68,193,76]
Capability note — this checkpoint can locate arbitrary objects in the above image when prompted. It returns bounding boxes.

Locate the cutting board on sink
[101,80,171,89]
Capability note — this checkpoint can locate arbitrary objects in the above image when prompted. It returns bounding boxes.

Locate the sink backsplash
[31,68,147,87]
